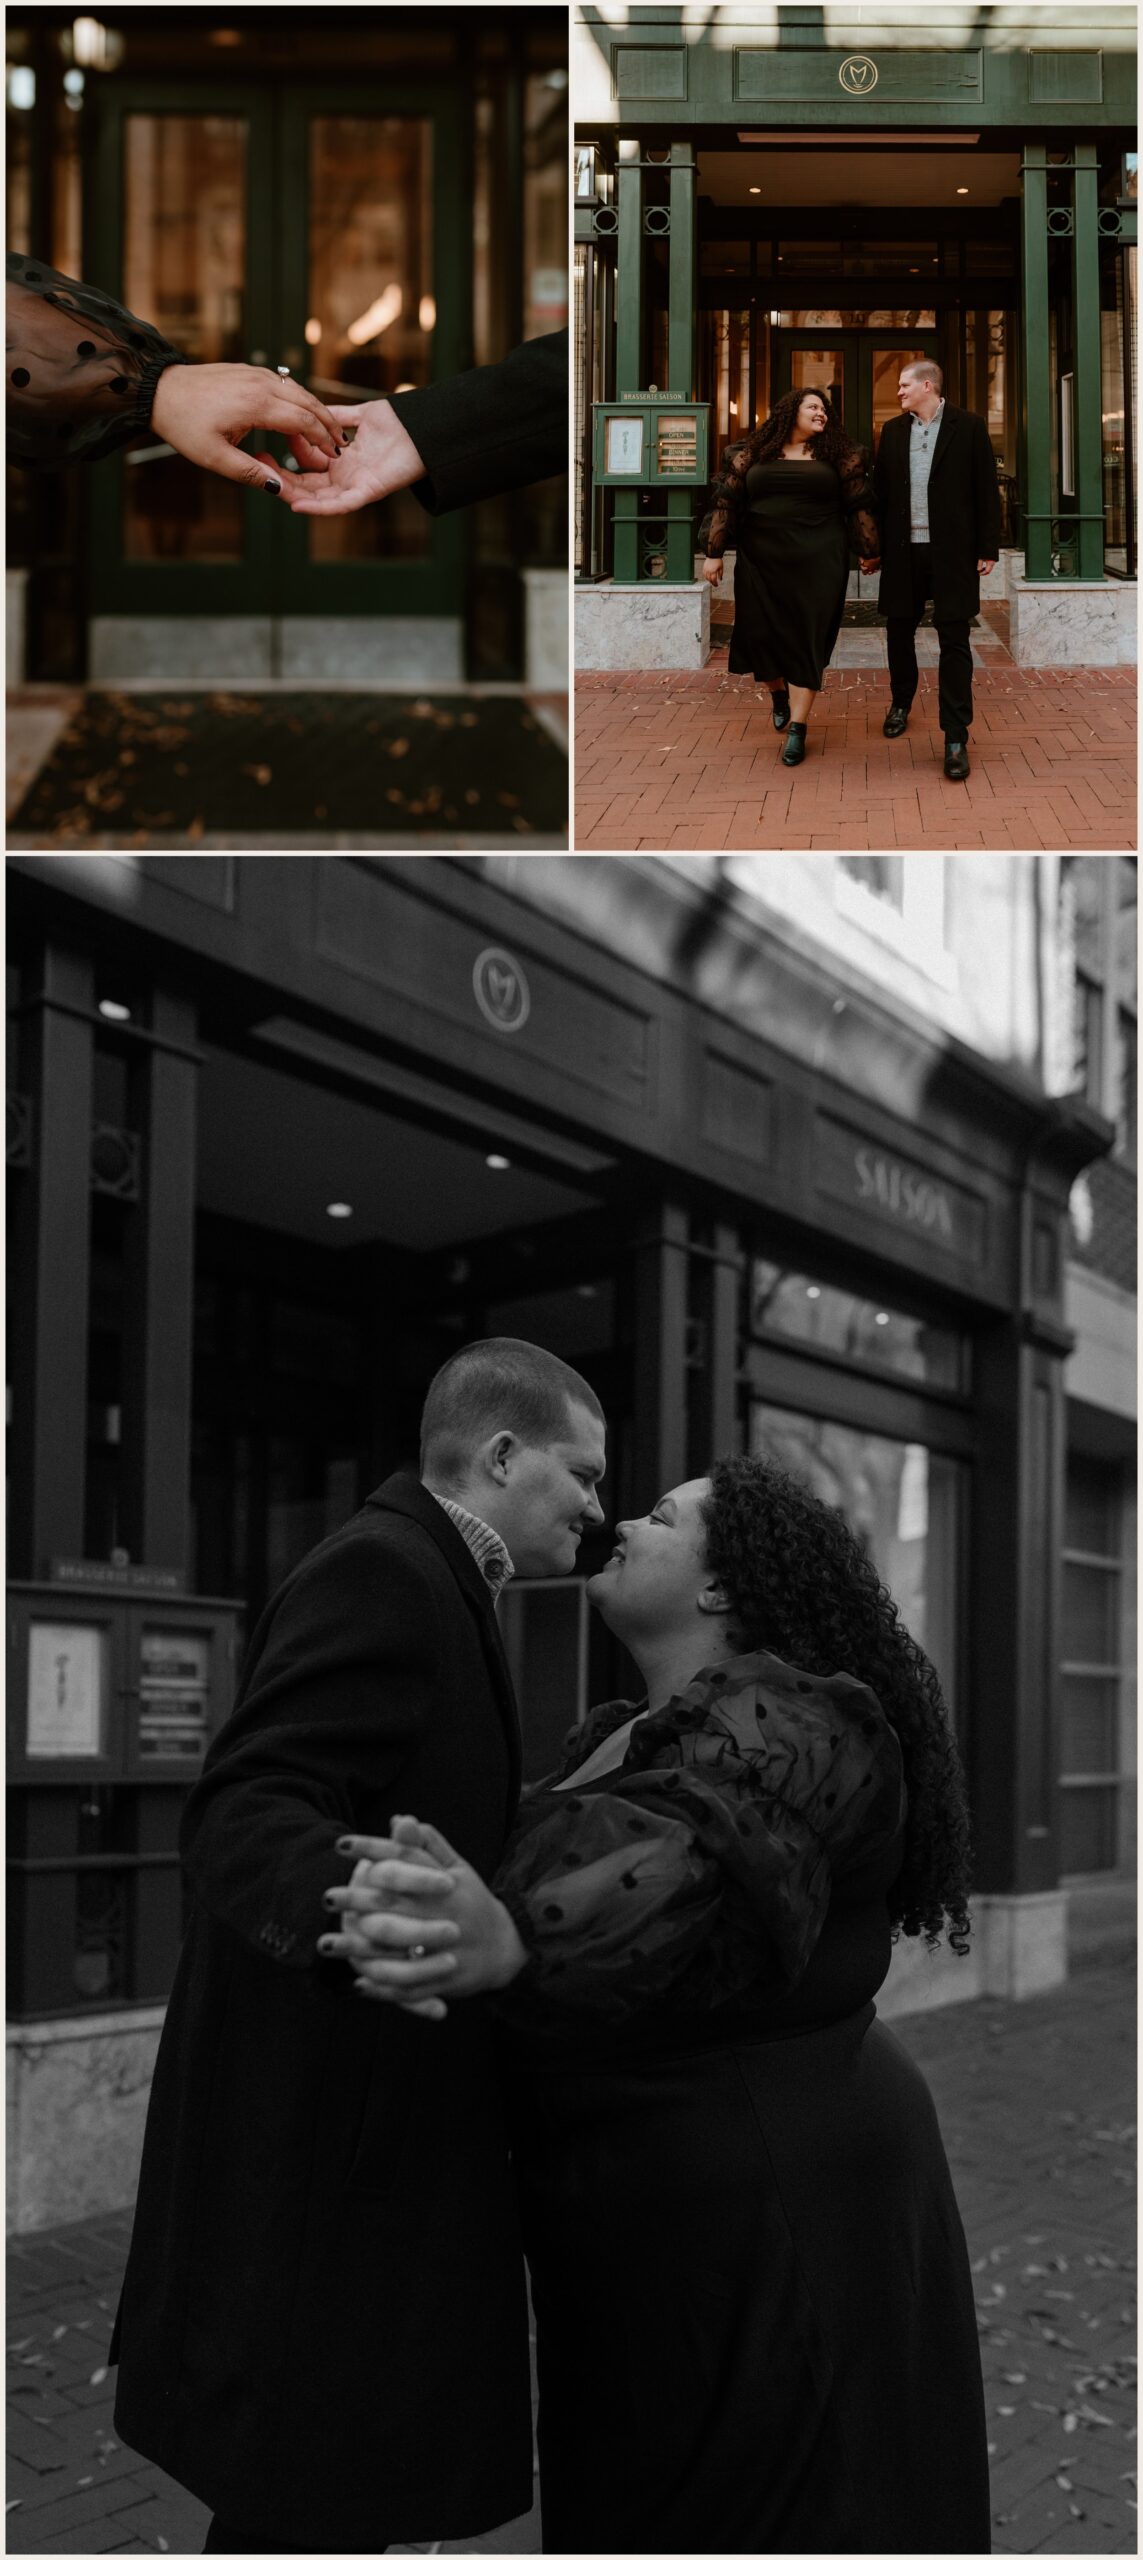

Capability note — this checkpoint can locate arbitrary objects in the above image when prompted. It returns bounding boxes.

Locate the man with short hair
[112,1338,606,2557]
[873,358,1002,781]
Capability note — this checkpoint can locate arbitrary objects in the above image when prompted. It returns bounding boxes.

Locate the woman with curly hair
[329,1454,990,2556]
[702,387,881,764]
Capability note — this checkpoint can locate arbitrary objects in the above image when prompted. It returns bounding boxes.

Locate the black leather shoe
[882,704,909,738]
[769,686,791,733]
[781,721,807,767]
[943,740,970,781]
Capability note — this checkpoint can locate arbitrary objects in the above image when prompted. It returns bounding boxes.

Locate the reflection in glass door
[91,82,465,635]
[303,114,434,565]
[122,113,248,564]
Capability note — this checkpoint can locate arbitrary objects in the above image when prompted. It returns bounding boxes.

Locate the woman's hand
[149,362,346,493]
[702,557,723,587]
[319,1819,527,2020]
[275,399,427,515]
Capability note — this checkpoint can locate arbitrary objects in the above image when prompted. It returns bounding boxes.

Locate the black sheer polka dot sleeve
[494,1650,906,2033]
[6,252,188,467]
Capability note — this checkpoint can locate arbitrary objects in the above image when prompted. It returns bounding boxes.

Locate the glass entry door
[88,81,465,630]
[774,328,940,458]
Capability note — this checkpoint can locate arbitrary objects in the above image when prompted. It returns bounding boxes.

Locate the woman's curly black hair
[700,1452,972,1955]
[744,386,863,478]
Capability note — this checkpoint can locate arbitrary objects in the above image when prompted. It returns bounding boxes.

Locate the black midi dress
[494,1649,991,2557]
[707,447,878,690]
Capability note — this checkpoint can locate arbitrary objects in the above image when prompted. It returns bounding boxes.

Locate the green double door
[88,81,467,635]
[774,327,940,460]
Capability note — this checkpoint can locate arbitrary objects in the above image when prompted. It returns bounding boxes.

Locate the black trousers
[204,2524,388,2554]
[885,543,974,739]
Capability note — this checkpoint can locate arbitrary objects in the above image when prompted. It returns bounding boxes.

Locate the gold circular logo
[838,54,879,95]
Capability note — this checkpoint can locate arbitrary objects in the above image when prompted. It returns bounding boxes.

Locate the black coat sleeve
[6,251,188,467]
[179,1531,436,1972]
[388,329,567,513]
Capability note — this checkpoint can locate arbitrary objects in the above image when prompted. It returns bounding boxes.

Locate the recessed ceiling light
[874,1310,891,1326]
[98,999,131,1021]
[956,186,969,195]
[486,1154,510,1171]
[749,186,761,194]
[806,1286,821,1300]
[326,1202,354,1219]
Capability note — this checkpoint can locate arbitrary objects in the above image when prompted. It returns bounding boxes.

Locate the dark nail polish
[264,475,281,495]
[318,1937,336,1954]
[321,1889,339,1909]
[335,1837,356,1853]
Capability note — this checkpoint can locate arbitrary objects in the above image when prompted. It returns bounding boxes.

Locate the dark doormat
[7,691,567,847]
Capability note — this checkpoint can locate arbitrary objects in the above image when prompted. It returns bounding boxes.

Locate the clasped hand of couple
[318,1819,527,2022]
[149,364,424,516]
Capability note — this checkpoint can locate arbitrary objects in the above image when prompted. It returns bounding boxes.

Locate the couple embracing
[702,360,1002,782]
[112,1337,990,2556]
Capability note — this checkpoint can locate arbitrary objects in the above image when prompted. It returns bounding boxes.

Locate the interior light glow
[419,296,437,333]
[346,284,403,348]
[874,1311,891,1326]
[98,998,131,1021]
[805,1286,821,1300]
[326,1201,354,1219]
[485,1154,511,1171]
[304,317,322,346]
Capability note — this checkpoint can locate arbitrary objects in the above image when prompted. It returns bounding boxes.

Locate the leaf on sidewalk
[89,2365,107,2385]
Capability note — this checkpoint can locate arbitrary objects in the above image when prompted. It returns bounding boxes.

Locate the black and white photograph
[6,850,1137,2558]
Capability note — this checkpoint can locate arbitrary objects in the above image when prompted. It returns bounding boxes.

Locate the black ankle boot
[769,686,791,733]
[781,720,807,767]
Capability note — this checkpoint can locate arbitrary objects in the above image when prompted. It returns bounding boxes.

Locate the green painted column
[613,145,644,583]
[1072,144,1106,581]
[1020,146,1054,581]
[666,140,698,584]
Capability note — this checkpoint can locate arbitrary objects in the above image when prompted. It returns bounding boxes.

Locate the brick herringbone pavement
[574,667,1137,853]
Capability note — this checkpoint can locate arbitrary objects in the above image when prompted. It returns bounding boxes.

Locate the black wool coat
[391,328,567,513]
[112,1476,533,2550]
[873,403,1003,621]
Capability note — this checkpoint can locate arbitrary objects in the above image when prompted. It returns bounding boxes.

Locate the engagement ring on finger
[276,365,291,378]
[408,1943,427,1959]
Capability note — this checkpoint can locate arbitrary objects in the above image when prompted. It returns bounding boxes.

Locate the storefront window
[749,1262,966,1393]
[1059,1454,1131,1874]
[1102,242,1136,577]
[749,1404,962,1715]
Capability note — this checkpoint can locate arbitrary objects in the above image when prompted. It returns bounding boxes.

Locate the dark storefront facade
[5,852,1125,2224]
[6,7,568,683]
[573,4,1136,661]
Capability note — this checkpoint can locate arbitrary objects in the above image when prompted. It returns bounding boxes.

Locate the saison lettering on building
[854,1147,954,1239]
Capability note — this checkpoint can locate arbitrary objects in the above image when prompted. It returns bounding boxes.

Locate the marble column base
[877,1889,1068,2019]
[522,568,569,689]
[577,578,711,671]
[7,2008,165,2233]
[1009,574,1137,666]
[89,616,465,683]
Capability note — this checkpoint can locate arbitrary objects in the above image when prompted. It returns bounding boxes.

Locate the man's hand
[276,400,427,516]
[149,363,344,492]
[701,558,723,587]
[977,558,997,575]
[319,1819,526,2018]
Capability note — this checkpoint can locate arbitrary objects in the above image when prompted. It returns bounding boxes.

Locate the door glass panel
[748,1261,965,1391]
[749,1404,962,1720]
[305,115,433,562]
[123,114,247,562]
[870,344,932,455]
[789,345,844,422]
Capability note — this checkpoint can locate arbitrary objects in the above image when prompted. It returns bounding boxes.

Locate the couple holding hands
[7,249,566,516]
[110,1336,991,2557]
[701,361,1002,781]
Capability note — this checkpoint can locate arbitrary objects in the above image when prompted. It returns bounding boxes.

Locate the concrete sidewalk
[7,1936,1135,2556]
